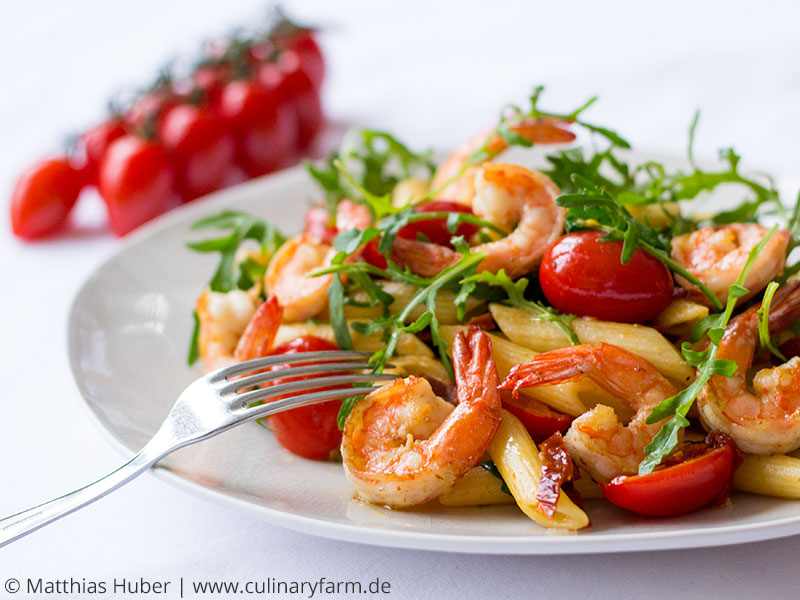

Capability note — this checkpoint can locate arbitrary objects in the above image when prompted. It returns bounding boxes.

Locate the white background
[3,1,800,598]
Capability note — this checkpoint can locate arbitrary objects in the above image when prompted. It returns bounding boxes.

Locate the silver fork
[0,351,395,548]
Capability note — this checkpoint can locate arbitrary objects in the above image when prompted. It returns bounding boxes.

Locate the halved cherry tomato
[81,120,126,184]
[599,432,741,517]
[98,135,177,236]
[304,205,337,244]
[159,104,236,201]
[10,158,85,240]
[361,200,478,269]
[539,230,674,323]
[219,79,295,176]
[273,50,323,151]
[264,336,343,460]
[501,392,574,443]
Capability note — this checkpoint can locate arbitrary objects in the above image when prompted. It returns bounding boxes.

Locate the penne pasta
[654,298,710,337]
[489,303,694,386]
[384,355,451,383]
[625,201,680,228]
[344,280,484,324]
[734,454,800,499]
[440,325,620,417]
[273,323,434,358]
[489,410,590,529]
[438,467,515,506]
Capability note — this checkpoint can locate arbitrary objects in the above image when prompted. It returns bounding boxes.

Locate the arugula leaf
[187,310,201,366]
[327,274,353,351]
[639,225,779,474]
[757,281,786,360]
[463,270,578,345]
[187,210,285,293]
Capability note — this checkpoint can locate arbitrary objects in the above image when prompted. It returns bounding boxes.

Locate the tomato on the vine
[539,230,674,323]
[124,90,178,133]
[80,120,126,184]
[98,135,177,236]
[192,62,233,110]
[273,50,323,151]
[10,158,85,240]
[600,432,741,517]
[264,336,344,460]
[219,79,295,176]
[271,25,324,90]
[159,104,236,200]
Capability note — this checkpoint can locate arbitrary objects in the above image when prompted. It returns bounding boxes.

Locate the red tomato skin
[539,231,674,323]
[397,200,478,247]
[257,64,300,155]
[124,92,177,132]
[265,336,343,460]
[192,63,233,110]
[219,80,295,177]
[274,51,323,151]
[363,239,388,269]
[159,104,236,201]
[10,158,84,240]
[81,120,126,184]
[599,443,736,517]
[501,394,574,443]
[304,205,337,244]
[287,34,324,90]
[98,136,177,236]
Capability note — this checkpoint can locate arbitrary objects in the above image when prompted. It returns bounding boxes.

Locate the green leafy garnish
[187,310,201,366]
[757,281,786,360]
[639,225,779,474]
[480,461,512,496]
[463,270,578,345]
[187,210,285,293]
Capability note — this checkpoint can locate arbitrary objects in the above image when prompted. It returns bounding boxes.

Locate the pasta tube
[489,410,590,530]
[489,303,694,386]
[655,299,709,337]
[438,467,515,506]
[734,454,800,498]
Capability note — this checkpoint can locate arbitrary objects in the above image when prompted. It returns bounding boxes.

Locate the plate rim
[67,163,800,555]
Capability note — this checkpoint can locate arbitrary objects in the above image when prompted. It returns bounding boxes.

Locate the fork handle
[0,448,159,548]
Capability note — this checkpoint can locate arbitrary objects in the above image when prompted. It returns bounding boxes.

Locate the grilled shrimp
[431,117,575,205]
[500,343,679,482]
[341,326,502,507]
[392,163,565,279]
[671,224,790,306]
[698,279,800,454]
[266,200,371,322]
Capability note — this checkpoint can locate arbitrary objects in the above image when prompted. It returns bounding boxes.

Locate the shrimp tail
[234,296,283,361]
[391,237,460,278]
[453,325,497,406]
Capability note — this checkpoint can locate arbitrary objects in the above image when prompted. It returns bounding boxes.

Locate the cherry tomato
[265,336,343,460]
[271,27,325,90]
[273,50,323,151]
[219,79,295,176]
[80,120,126,184]
[600,432,741,517]
[98,135,177,236]
[158,104,236,201]
[397,200,478,246]
[124,90,178,132]
[192,62,233,110]
[304,205,337,244]
[501,392,574,443]
[10,158,85,240]
[257,63,300,155]
[539,230,674,323]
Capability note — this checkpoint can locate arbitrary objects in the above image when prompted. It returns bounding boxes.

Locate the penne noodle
[734,454,800,499]
[489,303,694,386]
[625,201,680,228]
[391,177,430,207]
[384,355,451,383]
[489,410,590,529]
[344,280,484,324]
[440,325,620,417]
[654,299,709,337]
[438,467,516,506]
[274,323,434,358]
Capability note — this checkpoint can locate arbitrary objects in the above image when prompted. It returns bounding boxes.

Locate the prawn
[431,117,575,205]
[341,326,502,507]
[392,163,565,279]
[671,224,790,306]
[698,279,800,454]
[266,200,371,322]
[499,343,679,482]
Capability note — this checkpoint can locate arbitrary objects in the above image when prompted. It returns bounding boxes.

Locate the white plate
[68,161,800,554]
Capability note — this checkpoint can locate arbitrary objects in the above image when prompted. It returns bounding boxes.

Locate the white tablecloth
[3,1,800,597]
